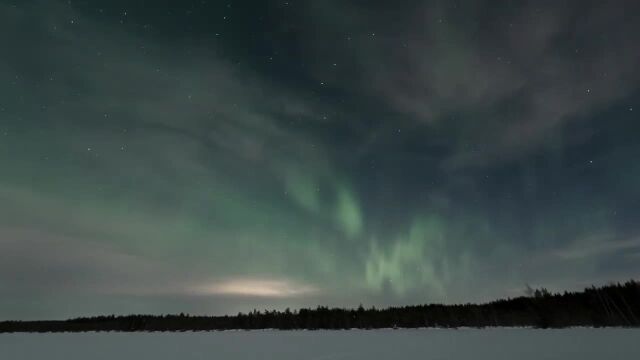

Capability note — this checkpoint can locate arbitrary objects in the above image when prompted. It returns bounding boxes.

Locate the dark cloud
[298,0,640,167]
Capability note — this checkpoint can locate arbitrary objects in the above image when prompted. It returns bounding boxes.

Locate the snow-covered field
[1,328,638,359]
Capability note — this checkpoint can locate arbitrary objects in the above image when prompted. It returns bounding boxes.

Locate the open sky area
[1,0,639,319]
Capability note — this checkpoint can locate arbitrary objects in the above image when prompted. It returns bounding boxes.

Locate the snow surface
[1,328,639,359]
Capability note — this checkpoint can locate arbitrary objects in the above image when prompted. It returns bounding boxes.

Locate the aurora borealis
[1,0,639,320]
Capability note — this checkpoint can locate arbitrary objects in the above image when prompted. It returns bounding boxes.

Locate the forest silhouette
[1,281,638,332]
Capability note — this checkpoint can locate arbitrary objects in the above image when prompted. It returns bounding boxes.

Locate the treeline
[1,281,639,332]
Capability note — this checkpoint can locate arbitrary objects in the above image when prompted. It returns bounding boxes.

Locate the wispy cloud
[552,235,640,260]
[189,278,318,298]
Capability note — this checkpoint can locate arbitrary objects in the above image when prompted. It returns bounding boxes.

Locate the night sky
[1,0,639,320]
